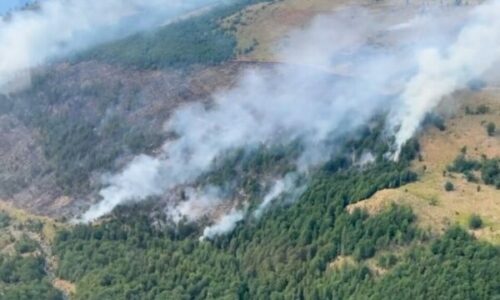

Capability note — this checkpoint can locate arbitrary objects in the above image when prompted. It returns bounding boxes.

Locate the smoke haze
[0,0,221,92]
[77,1,500,232]
[82,9,405,223]
[391,0,500,156]
[167,186,226,223]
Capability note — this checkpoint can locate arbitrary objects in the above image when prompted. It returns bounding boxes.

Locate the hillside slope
[349,90,500,243]
[0,0,499,298]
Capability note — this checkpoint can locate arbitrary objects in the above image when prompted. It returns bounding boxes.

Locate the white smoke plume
[391,0,500,156]
[200,209,245,240]
[356,152,375,166]
[80,155,163,222]
[167,186,225,223]
[0,0,221,92]
[82,3,500,224]
[253,180,285,219]
[83,9,406,222]
[253,173,305,219]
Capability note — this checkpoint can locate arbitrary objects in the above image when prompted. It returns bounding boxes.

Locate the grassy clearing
[349,91,500,244]
[224,0,480,61]
[223,0,351,61]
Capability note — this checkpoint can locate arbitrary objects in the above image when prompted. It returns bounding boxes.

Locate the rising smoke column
[81,9,412,223]
[252,173,305,219]
[200,209,245,240]
[79,155,164,222]
[0,0,221,92]
[82,3,487,223]
[253,179,285,219]
[71,0,500,229]
[391,0,500,156]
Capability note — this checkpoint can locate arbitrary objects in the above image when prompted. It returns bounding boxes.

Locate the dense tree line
[323,227,500,299]
[48,117,426,299]
[53,154,421,299]
[202,115,418,207]
[448,153,500,188]
[52,155,500,299]
[47,127,500,299]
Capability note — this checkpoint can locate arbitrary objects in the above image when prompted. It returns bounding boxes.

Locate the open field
[349,90,500,243]
[225,0,483,61]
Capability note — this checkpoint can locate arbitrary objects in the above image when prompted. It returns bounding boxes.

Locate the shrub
[481,159,500,186]
[444,181,454,192]
[429,197,439,206]
[447,154,480,173]
[468,214,483,230]
[464,171,478,183]
[465,105,490,114]
[14,236,38,254]
[0,212,11,228]
[476,104,490,114]
[486,122,496,137]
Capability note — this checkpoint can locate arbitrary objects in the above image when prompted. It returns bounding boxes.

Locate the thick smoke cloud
[82,9,406,223]
[391,0,500,155]
[82,2,500,229]
[0,0,220,92]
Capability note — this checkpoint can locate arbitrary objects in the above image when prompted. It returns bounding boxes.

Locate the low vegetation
[14,235,39,254]
[0,250,62,299]
[487,122,496,137]
[468,214,483,230]
[444,181,454,192]
[447,153,500,189]
[465,104,490,115]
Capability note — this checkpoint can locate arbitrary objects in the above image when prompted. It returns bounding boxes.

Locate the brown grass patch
[226,0,482,62]
[349,91,500,243]
[224,0,357,61]
[53,278,76,296]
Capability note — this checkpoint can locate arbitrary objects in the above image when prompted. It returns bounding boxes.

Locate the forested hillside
[0,0,276,216]
[52,153,500,299]
[76,0,264,70]
[0,0,499,299]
